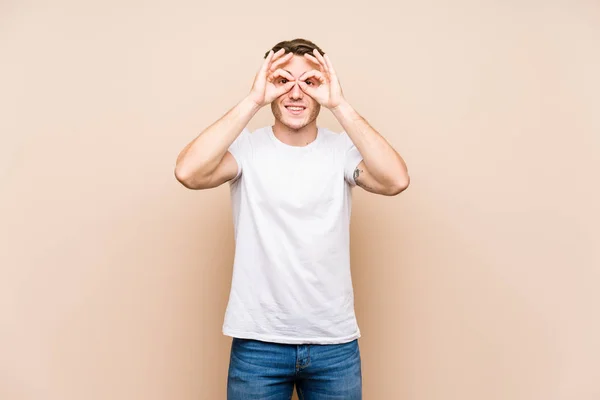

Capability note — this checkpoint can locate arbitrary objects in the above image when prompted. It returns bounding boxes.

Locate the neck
[272,119,318,147]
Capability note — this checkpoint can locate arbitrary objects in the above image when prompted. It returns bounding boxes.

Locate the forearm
[175,96,260,181]
[331,100,409,188]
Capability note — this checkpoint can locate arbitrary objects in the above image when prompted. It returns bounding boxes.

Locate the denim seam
[229,348,271,369]
[314,342,360,370]
[297,385,305,400]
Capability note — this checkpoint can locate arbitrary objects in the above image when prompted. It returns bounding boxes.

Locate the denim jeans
[227,337,362,399]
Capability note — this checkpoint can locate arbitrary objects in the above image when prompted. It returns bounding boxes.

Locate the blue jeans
[227,337,362,399]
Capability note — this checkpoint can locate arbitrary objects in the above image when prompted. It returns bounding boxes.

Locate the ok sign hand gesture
[248,49,296,107]
[298,49,346,110]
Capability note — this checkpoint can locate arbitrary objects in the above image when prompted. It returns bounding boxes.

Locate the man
[174,38,409,399]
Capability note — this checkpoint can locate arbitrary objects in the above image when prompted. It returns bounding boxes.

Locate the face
[271,55,320,131]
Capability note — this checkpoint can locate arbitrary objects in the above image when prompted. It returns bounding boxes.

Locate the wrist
[330,98,352,115]
[242,95,263,113]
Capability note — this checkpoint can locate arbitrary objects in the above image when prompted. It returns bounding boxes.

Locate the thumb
[275,81,295,97]
[298,81,315,97]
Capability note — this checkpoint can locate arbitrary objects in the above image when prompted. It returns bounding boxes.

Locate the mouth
[284,105,306,115]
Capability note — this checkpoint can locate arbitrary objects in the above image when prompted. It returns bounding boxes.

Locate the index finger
[269,68,295,82]
[258,50,275,75]
[323,54,337,77]
[268,51,294,73]
[260,48,284,75]
[299,69,325,83]
[312,49,330,74]
[303,53,325,72]
[268,48,288,66]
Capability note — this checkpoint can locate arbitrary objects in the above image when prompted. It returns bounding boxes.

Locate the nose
[288,82,303,100]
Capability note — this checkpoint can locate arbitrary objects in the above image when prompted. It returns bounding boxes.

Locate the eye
[304,79,314,85]
[279,78,288,84]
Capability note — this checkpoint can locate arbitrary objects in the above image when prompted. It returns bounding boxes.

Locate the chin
[281,117,309,130]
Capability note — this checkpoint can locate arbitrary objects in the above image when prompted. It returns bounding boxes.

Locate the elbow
[388,174,410,196]
[174,162,214,190]
[174,165,199,189]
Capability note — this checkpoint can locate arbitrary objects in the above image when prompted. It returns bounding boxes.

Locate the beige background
[1,0,599,399]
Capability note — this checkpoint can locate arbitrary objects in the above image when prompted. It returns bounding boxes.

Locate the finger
[303,53,325,72]
[306,53,328,78]
[299,69,325,84]
[268,52,294,73]
[268,68,295,82]
[258,50,274,77]
[261,48,285,77]
[323,54,338,79]
[269,48,287,66]
[313,49,330,75]
[298,81,316,96]
[275,81,295,96]
[323,54,335,73]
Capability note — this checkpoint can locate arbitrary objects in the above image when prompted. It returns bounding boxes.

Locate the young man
[175,38,409,399]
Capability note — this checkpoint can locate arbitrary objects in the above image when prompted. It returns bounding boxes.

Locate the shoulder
[232,126,270,147]
[244,125,272,143]
[318,126,355,150]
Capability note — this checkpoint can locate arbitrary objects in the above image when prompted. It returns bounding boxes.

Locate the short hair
[264,38,325,58]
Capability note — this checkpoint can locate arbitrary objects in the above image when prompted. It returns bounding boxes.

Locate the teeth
[288,107,303,111]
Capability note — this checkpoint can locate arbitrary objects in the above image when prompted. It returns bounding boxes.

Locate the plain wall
[1,0,599,399]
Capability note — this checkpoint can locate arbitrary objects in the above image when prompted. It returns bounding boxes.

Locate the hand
[298,49,345,109]
[248,49,296,107]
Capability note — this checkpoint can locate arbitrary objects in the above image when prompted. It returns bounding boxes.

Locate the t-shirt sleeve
[342,132,364,186]
[227,127,251,181]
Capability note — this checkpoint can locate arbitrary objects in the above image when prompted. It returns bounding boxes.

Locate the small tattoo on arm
[353,167,373,190]
[353,167,362,182]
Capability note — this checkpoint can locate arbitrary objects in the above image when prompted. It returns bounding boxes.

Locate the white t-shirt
[222,125,364,344]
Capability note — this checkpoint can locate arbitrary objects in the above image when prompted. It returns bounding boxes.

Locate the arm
[331,101,409,196]
[174,97,259,189]
[298,50,410,196]
[174,48,295,190]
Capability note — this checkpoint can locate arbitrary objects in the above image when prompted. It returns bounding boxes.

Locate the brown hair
[264,38,325,58]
